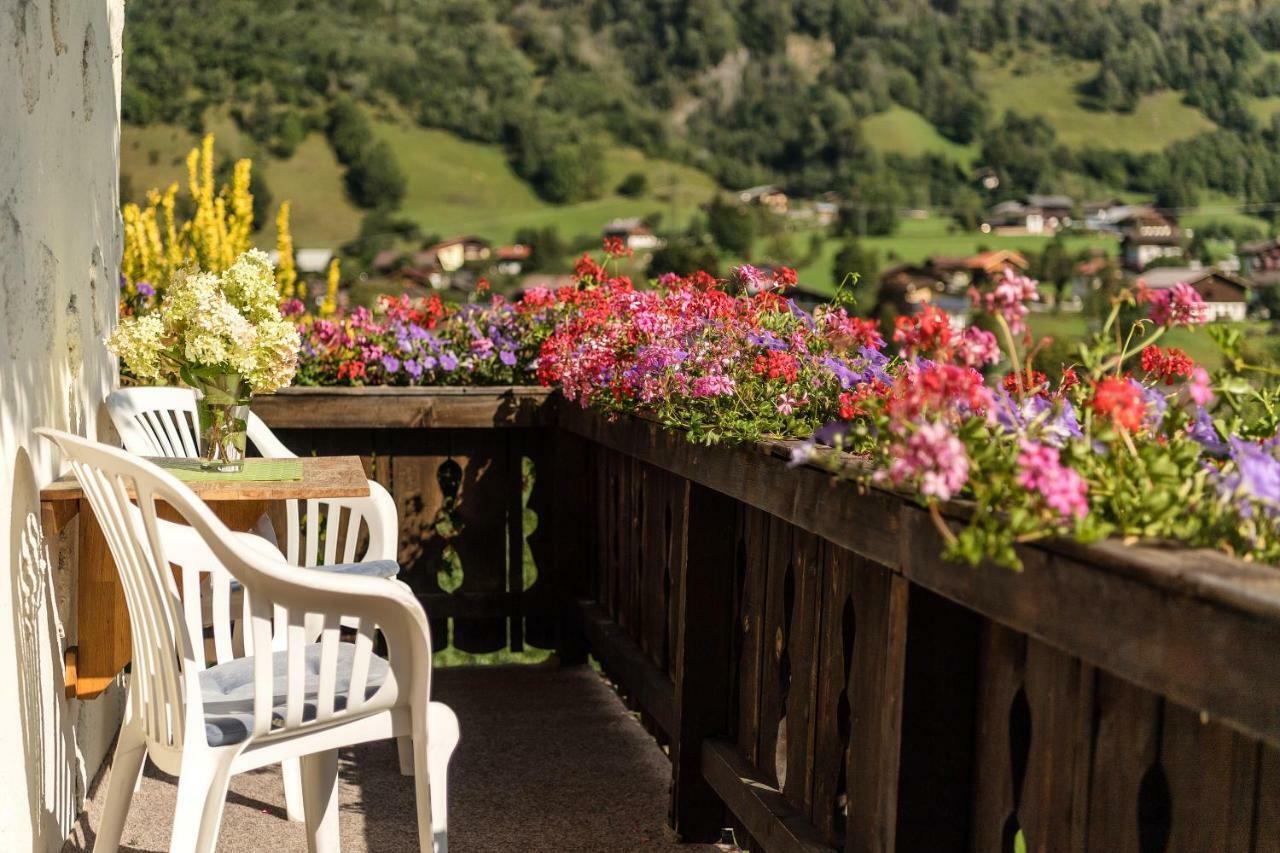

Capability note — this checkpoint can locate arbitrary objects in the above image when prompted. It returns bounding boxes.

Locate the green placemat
[151,458,304,482]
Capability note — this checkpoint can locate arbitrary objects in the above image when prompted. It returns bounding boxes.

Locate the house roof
[371,249,401,271]
[988,200,1028,216]
[428,236,490,251]
[604,218,650,234]
[738,184,784,200]
[1026,194,1074,210]
[1139,266,1249,294]
[967,250,1029,273]
[1239,238,1280,257]
[496,244,531,261]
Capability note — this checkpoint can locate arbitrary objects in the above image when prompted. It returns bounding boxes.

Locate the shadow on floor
[63,664,716,852]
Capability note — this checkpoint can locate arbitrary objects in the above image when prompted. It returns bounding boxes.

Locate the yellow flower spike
[275,201,297,298]
[321,258,340,317]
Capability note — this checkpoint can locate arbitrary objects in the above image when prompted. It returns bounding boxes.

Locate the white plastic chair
[106,387,399,569]
[106,386,407,819]
[38,428,458,853]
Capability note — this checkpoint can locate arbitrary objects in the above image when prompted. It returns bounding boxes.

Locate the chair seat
[313,558,400,579]
[199,643,390,747]
[228,558,399,592]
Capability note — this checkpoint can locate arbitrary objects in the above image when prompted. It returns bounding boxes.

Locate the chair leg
[94,724,148,853]
[283,756,307,822]
[170,752,234,853]
[397,734,414,776]
[416,702,460,853]
[300,749,341,853]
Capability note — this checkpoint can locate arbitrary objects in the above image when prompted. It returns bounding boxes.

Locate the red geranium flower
[1090,377,1146,431]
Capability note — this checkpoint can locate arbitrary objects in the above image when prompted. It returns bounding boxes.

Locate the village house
[603,218,663,252]
[1239,237,1280,289]
[876,265,972,330]
[1138,266,1250,322]
[494,244,532,276]
[984,199,1045,234]
[926,249,1030,291]
[427,236,491,273]
[1026,194,1075,230]
[736,184,789,213]
[1118,210,1183,270]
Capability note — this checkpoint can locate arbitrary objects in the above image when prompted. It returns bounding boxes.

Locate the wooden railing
[255,387,1280,853]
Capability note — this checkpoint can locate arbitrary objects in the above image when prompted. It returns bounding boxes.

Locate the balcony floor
[63,664,712,852]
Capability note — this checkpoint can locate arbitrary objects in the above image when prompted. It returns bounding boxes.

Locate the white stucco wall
[1,1,126,850]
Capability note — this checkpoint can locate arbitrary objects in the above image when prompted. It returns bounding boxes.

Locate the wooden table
[40,456,371,699]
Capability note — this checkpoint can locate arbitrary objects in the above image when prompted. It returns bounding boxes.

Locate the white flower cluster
[108,249,300,393]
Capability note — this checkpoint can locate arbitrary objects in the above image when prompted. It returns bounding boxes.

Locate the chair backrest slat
[284,613,307,729]
[316,613,342,721]
[108,387,203,458]
[347,620,378,713]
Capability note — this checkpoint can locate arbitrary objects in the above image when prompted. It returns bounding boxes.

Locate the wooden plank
[389,437,451,652]
[846,563,909,853]
[72,498,130,698]
[1161,701,1258,853]
[1082,672,1161,853]
[702,739,838,853]
[41,454,371,502]
[506,432,526,652]
[252,386,555,428]
[522,429,557,650]
[551,432,590,663]
[577,598,677,737]
[783,531,823,812]
[671,482,736,841]
[737,506,771,766]
[1019,639,1090,853]
[1255,743,1280,853]
[894,586,982,853]
[449,430,511,652]
[969,623,1027,853]
[758,515,795,788]
[641,465,669,669]
[811,544,855,845]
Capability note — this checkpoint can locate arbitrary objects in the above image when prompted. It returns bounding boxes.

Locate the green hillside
[974,49,1217,152]
[121,114,722,250]
[862,107,978,166]
[375,120,719,244]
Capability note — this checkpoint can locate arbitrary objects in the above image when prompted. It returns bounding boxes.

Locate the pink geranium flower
[971,268,1040,335]
[1016,440,1089,520]
[879,421,970,501]
[1140,282,1207,327]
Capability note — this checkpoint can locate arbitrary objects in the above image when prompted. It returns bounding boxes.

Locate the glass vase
[193,373,251,472]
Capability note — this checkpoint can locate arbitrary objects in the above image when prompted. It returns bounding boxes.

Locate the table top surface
[40,455,371,502]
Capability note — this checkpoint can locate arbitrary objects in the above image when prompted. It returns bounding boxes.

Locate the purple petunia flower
[439,351,458,372]
[136,282,155,297]
[381,355,401,373]
[1229,436,1280,505]
[500,349,517,367]
[404,359,423,379]
[1187,407,1226,455]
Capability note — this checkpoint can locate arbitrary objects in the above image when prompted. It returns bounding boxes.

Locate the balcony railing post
[670,481,737,840]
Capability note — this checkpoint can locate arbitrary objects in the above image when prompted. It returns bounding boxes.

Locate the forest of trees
[122,0,1280,216]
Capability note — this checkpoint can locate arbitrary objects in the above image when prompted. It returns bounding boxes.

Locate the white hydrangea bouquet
[109,249,300,471]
